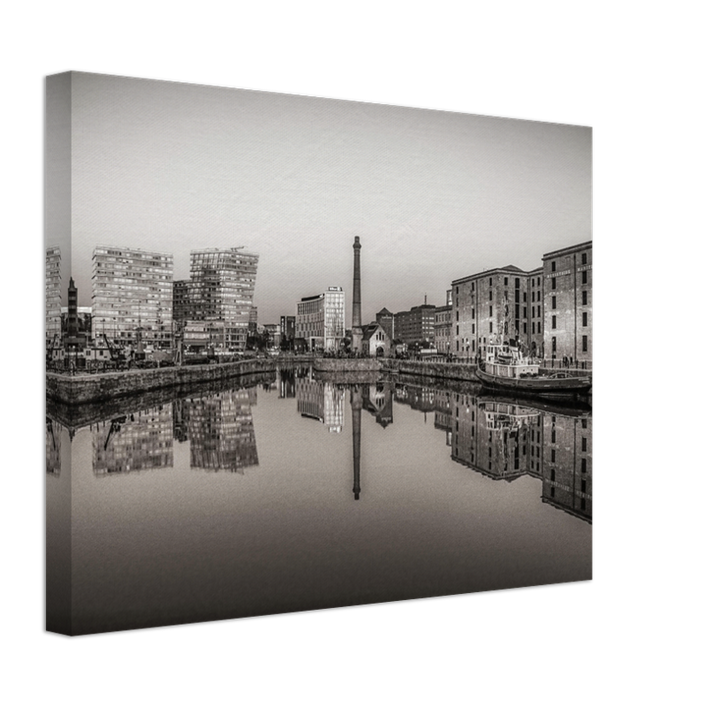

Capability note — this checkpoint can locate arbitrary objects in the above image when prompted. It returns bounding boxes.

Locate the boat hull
[476,367,592,400]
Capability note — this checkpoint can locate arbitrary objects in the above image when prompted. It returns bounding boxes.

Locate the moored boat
[477,344,591,400]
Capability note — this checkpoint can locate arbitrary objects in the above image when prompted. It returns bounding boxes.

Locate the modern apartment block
[183,247,260,353]
[46,246,62,346]
[542,242,592,364]
[451,241,592,364]
[296,287,345,352]
[91,245,174,350]
[172,280,199,326]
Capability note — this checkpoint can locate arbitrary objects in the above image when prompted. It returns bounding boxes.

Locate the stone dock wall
[312,358,382,372]
[380,359,479,383]
[46,359,277,406]
[380,360,591,404]
[46,369,276,431]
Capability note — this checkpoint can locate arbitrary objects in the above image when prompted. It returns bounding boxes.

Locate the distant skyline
[48,72,591,324]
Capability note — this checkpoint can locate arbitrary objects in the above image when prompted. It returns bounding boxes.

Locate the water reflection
[93,407,173,475]
[296,378,345,433]
[46,369,591,634]
[46,417,61,476]
[393,383,592,522]
[174,389,258,473]
[47,372,592,521]
[362,384,393,428]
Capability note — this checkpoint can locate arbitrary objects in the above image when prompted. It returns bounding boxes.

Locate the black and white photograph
[46,71,592,635]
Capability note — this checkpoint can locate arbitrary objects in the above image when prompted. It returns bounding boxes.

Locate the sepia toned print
[46,72,591,635]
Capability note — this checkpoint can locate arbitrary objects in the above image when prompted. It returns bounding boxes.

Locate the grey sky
[63,71,591,323]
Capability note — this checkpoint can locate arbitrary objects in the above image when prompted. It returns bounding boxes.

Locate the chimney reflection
[351,385,362,500]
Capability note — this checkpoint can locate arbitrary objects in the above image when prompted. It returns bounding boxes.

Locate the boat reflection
[395,383,592,523]
[45,372,591,521]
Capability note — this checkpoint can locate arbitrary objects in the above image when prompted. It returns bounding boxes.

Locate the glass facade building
[174,247,259,353]
[296,287,345,352]
[91,246,174,351]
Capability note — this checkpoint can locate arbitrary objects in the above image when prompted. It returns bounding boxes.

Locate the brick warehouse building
[451,241,592,365]
[542,241,592,365]
[452,265,532,362]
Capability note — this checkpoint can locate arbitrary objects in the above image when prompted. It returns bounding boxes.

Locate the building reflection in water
[296,378,345,433]
[278,368,296,399]
[393,384,592,523]
[540,412,592,522]
[92,406,173,475]
[279,366,311,400]
[362,384,393,428]
[174,388,259,473]
[46,418,62,476]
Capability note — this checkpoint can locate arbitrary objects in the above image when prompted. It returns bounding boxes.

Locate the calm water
[46,368,592,634]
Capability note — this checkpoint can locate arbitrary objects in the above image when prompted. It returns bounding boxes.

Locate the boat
[477,343,591,400]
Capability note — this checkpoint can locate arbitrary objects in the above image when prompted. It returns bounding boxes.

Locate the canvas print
[45,72,592,635]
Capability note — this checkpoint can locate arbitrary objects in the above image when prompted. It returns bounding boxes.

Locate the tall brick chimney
[351,236,362,352]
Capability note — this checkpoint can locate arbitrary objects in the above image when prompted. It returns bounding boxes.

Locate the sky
[52,71,591,324]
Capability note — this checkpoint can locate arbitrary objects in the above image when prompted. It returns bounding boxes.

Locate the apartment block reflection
[541,414,592,522]
[173,399,189,442]
[296,378,345,432]
[182,389,259,473]
[93,407,173,475]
